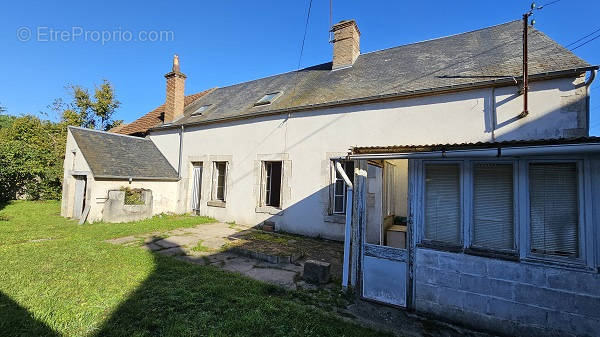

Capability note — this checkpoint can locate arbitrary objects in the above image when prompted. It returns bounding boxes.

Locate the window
[262,161,282,208]
[191,104,212,116]
[529,163,579,258]
[333,161,354,214]
[254,92,281,106]
[191,164,203,210]
[212,162,227,201]
[424,164,461,245]
[472,163,514,251]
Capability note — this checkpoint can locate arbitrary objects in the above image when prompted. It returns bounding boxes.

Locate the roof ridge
[69,125,151,140]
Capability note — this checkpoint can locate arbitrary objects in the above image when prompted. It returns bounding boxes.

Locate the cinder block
[547,310,600,336]
[437,287,465,309]
[435,269,460,288]
[487,259,523,281]
[415,266,437,285]
[571,294,600,318]
[416,281,438,302]
[488,278,515,300]
[459,274,490,294]
[487,298,547,327]
[303,260,330,284]
[438,253,461,273]
[416,248,438,267]
[515,284,570,312]
[546,269,600,297]
[464,292,489,313]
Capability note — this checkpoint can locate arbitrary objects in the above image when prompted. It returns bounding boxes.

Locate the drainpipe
[178,125,184,178]
[335,161,353,291]
[585,70,597,134]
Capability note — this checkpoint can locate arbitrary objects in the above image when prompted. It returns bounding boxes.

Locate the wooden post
[350,159,367,289]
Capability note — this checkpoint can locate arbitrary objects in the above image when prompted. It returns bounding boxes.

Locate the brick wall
[415,248,600,337]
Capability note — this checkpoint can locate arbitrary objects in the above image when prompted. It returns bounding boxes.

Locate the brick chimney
[330,20,360,70]
[164,54,186,123]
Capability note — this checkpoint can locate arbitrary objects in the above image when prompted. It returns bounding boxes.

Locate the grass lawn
[0,200,388,337]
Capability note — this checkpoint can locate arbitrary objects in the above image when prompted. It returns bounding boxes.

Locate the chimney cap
[330,19,360,35]
[165,54,186,78]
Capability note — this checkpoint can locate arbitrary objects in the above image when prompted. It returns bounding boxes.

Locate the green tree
[0,115,65,200]
[53,79,122,131]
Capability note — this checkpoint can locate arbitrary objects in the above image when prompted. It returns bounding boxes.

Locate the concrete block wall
[415,248,600,337]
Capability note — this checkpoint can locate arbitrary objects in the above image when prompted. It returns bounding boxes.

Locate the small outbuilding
[60,126,179,223]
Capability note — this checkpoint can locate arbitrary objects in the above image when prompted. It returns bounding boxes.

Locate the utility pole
[520,3,536,118]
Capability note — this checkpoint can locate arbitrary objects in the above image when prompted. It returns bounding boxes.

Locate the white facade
[146,76,589,240]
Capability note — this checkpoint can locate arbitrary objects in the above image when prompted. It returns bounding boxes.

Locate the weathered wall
[60,130,92,218]
[147,76,588,240]
[415,249,600,337]
[101,189,153,223]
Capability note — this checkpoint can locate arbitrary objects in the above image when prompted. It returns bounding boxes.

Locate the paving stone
[154,239,181,249]
[221,257,256,273]
[243,267,297,290]
[175,255,208,265]
[157,247,186,256]
[303,260,331,284]
[140,242,162,251]
[162,235,202,247]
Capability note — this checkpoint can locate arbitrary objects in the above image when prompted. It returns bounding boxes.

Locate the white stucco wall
[146,76,587,240]
[61,130,92,218]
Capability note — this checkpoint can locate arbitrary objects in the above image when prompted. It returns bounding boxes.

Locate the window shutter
[424,164,461,244]
[529,163,579,257]
[472,163,514,250]
[191,165,202,210]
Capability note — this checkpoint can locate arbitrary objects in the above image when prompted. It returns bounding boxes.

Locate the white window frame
[211,161,228,202]
[520,158,587,267]
[260,161,283,208]
[419,160,464,247]
[191,162,203,210]
[468,160,519,254]
[331,161,353,215]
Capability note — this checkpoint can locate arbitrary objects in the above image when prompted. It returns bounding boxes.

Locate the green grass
[191,240,211,253]
[245,232,292,245]
[0,200,388,337]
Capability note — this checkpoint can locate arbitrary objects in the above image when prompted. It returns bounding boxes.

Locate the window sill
[324,214,345,224]
[464,247,519,262]
[417,241,463,253]
[207,200,226,208]
[255,206,283,216]
[522,255,591,272]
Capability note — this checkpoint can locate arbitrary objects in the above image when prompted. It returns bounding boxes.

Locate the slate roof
[153,20,594,130]
[111,89,215,136]
[70,126,178,180]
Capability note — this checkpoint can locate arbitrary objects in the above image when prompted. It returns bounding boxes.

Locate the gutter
[346,142,600,160]
[178,125,184,178]
[148,67,598,133]
[94,175,180,181]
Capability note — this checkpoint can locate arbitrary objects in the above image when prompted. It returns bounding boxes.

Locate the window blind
[529,163,579,257]
[424,164,461,244]
[472,163,514,251]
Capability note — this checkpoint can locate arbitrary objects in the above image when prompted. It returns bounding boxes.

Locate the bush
[120,187,145,205]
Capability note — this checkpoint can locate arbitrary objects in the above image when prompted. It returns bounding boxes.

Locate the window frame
[468,160,519,255]
[260,161,283,209]
[331,160,354,215]
[211,161,228,203]
[191,162,203,211]
[419,160,464,249]
[522,159,587,267]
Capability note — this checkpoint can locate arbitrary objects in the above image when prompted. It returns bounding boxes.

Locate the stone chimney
[330,20,360,70]
[164,54,186,123]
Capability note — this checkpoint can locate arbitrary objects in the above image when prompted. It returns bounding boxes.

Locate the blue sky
[1,0,600,134]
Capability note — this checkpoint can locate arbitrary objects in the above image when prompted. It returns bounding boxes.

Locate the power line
[296,0,313,70]
[537,0,562,9]
[565,27,600,48]
[571,33,600,51]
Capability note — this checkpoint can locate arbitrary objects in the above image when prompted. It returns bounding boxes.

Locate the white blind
[191,165,202,210]
[529,163,579,257]
[472,163,514,250]
[424,164,461,244]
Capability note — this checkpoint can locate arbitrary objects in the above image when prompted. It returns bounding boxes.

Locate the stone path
[106,222,340,290]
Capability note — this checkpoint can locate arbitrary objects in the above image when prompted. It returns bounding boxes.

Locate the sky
[1,0,600,134]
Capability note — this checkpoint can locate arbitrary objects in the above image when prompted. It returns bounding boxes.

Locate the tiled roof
[157,20,594,130]
[70,126,178,180]
[111,89,215,136]
[351,137,600,154]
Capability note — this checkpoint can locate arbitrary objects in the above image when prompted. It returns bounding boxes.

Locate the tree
[0,115,65,200]
[53,79,122,131]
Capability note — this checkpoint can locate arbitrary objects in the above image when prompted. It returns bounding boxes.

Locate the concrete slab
[154,239,181,249]
[161,235,202,247]
[176,255,208,266]
[243,267,298,290]
[221,257,256,274]
[157,247,186,256]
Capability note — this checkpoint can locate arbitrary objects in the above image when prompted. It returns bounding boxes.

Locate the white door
[72,176,87,219]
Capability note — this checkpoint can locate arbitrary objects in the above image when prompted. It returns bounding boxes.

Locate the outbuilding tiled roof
[155,20,594,130]
[111,89,215,136]
[70,126,178,180]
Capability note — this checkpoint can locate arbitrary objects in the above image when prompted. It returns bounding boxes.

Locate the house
[61,19,600,336]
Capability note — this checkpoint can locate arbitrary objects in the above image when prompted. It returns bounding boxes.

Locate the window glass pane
[473,163,514,250]
[529,163,579,257]
[424,164,461,244]
[334,196,344,213]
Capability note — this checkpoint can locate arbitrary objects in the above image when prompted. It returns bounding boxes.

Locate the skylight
[254,92,282,106]
[191,104,212,116]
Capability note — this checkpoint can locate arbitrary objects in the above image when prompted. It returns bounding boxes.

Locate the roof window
[191,104,212,116]
[254,92,282,106]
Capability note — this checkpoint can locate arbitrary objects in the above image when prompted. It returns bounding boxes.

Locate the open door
[72,175,87,219]
[361,160,411,308]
